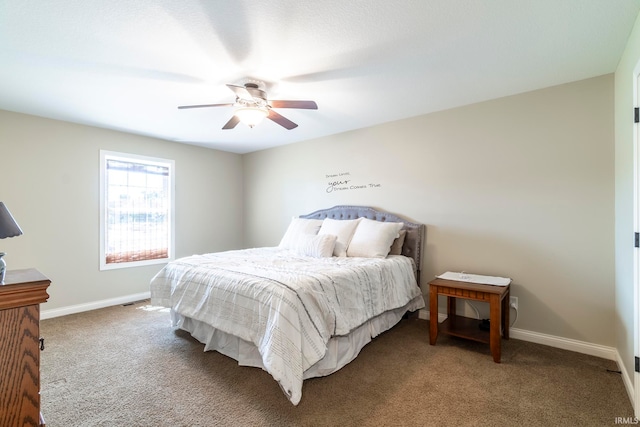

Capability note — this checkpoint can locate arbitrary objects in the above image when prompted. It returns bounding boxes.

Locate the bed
[150,205,425,405]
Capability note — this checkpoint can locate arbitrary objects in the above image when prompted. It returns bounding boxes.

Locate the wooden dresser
[0,269,50,427]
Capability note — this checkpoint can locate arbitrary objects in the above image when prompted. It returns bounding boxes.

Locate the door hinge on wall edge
[635,107,639,123]
[636,356,639,373]
[635,232,639,248]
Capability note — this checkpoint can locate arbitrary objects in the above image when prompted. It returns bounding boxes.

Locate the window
[100,151,175,270]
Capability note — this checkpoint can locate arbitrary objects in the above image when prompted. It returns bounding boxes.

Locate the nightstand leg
[429,285,438,345]
[502,289,510,340]
[489,293,501,363]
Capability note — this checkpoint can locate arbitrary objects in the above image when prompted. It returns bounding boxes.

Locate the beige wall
[244,75,615,346]
[615,11,640,395]
[0,67,619,354]
[0,110,244,311]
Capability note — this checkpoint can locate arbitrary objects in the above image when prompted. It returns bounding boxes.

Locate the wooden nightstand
[428,277,510,363]
[0,269,51,427]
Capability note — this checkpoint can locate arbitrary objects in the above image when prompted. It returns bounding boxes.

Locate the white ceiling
[1,1,638,154]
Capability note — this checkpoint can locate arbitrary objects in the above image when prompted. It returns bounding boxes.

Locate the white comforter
[150,247,423,405]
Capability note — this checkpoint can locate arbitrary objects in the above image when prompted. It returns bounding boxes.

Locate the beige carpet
[39,301,633,426]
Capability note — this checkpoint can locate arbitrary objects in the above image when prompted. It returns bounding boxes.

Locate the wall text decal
[325,171,382,193]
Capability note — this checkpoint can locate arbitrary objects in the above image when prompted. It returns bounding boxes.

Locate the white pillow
[290,234,337,258]
[318,218,362,257]
[279,217,324,249]
[346,218,404,258]
[389,229,407,256]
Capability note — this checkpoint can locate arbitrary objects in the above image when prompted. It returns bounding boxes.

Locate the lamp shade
[0,203,23,238]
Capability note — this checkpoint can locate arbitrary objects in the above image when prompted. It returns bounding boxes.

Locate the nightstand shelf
[440,314,491,344]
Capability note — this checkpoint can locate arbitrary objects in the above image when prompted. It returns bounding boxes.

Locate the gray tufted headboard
[299,205,425,285]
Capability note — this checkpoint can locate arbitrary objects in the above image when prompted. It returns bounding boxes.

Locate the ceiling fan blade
[222,115,241,130]
[226,84,253,101]
[178,103,233,109]
[267,110,298,130]
[270,100,318,110]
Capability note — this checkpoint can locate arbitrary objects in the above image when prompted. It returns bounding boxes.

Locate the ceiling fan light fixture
[235,106,269,128]
[179,82,317,130]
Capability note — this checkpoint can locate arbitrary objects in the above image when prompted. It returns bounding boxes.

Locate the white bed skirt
[171,294,424,380]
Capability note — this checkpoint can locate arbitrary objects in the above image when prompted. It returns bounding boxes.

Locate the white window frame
[99,150,175,270]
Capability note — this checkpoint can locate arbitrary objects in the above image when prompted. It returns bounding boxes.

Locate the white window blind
[100,151,175,270]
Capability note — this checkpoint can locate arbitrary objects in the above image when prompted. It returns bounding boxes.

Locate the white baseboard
[418,308,448,323]
[509,327,616,360]
[418,308,617,361]
[616,348,635,409]
[41,291,151,320]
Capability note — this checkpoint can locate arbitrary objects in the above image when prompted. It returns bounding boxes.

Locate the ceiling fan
[178,82,318,130]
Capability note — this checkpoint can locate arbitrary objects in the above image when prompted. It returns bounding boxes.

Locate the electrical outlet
[510,296,518,310]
